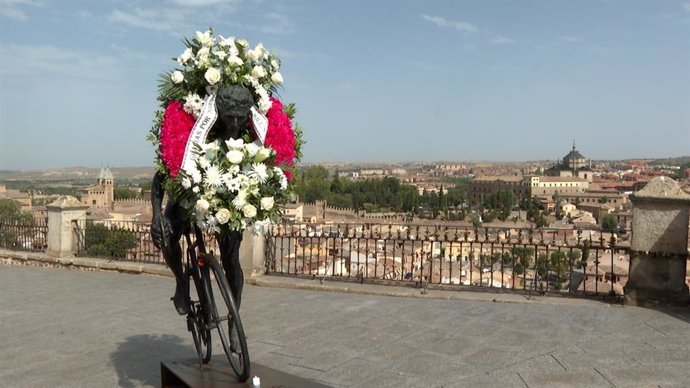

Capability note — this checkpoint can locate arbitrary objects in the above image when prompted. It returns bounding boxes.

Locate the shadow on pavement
[111,333,190,388]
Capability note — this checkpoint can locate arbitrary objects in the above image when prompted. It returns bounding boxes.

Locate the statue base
[161,357,330,387]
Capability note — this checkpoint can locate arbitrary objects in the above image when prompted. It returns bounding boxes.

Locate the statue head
[210,84,254,140]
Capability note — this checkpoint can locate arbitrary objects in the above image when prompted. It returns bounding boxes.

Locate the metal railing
[266,222,630,298]
[0,217,48,253]
[72,219,219,265]
[73,219,162,263]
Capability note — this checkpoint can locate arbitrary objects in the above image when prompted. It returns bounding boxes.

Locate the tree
[85,222,137,258]
[601,214,618,233]
[114,187,139,200]
[0,199,37,249]
[0,199,32,222]
[511,246,534,267]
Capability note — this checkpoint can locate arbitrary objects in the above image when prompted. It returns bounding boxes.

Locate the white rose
[227,55,244,67]
[237,39,248,47]
[270,59,279,70]
[258,95,272,113]
[251,65,267,79]
[225,138,244,149]
[178,48,193,64]
[271,72,283,84]
[254,43,266,58]
[204,67,221,85]
[226,149,244,164]
[195,199,210,214]
[215,208,231,225]
[195,30,213,47]
[260,197,275,211]
[245,49,257,61]
[255,147,272,162]
[218,35,235,46]
[213,49,227,60]
[244,142,259,157]
[171,70,184,84]
[242,203,257,218]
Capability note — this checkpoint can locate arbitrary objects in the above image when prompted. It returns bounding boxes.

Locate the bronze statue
[151,84,255,315]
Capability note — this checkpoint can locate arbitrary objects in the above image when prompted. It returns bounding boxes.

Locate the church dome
[563,142,586,170]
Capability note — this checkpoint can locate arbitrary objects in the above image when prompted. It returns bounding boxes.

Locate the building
[282,202,304,222]
[545,142,594,182]
[469,175,529,203]
[80,167,115,210]
[526,176,589,197]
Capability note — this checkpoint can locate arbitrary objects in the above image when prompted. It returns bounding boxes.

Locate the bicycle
[181,223,250,382]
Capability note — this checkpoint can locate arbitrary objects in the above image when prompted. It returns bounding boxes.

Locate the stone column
[624,177,690,306]
[46,196,88,258]
[239,229,266,278]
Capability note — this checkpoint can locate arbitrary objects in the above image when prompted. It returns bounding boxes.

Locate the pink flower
[160,100,195,178]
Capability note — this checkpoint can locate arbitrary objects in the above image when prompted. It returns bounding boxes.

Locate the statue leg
[163,202,188,314]
[218,231,244,310]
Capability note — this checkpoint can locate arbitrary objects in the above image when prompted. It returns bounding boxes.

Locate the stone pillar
[624,177,690,306]
[239,229,266,278]
[46,196,88,258]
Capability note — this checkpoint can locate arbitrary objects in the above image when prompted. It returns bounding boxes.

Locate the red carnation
[264,97,296,180]
[160,100,195,178]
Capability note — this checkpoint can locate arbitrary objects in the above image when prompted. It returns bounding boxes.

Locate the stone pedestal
[624,177,690,306]
[46,196,88,258]
[239,230,266,278]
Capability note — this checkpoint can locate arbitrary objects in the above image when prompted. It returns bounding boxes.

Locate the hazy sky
[1,0,689,170]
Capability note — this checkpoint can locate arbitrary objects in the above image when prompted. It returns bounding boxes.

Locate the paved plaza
[0,264,688,387]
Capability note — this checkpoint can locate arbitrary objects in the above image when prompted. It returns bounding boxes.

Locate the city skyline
[1,0,689,170]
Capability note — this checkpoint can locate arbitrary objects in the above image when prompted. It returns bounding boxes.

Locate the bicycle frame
[181,223,251,381]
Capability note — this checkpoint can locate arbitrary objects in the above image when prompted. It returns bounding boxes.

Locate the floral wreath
[147,29,304,234]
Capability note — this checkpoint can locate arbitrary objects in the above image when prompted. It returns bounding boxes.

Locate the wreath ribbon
[180,92,218,176]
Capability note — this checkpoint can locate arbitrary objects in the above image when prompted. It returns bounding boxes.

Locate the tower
[98,166,115,210]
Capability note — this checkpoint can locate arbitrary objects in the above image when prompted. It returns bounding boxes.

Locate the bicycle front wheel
[206,255,250,382]
[187,301,212,364]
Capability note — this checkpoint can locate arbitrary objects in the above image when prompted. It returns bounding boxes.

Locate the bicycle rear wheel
[206,255,250,382]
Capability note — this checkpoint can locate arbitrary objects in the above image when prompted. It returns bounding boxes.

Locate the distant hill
[0,166,156,183]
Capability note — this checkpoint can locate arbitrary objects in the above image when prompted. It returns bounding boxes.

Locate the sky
[0,0,688,170]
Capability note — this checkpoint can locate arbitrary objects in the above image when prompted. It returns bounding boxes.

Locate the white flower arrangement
[148,28,303,236]
[184,138,289,234]
[169,29,284,116]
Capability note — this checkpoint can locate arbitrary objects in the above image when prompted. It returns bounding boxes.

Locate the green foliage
[0,203,37,250]
[601,214,618,232]
[511,246,534,266]
[114,187,139,200]
[514,262,524,275]
[293,166,420,213]
[483,188,516,221]
[0,199,22,218]
[0,199,33,222]
[536,253,548,277]
[84,222,137,258]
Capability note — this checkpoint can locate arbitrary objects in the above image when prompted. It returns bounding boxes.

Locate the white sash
[250,105,268,145]
[181,93,218,175]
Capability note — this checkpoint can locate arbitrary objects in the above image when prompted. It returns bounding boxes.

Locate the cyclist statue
[151,85,254,315]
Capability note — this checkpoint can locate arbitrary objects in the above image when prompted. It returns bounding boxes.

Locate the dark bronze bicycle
[182,223,250,381]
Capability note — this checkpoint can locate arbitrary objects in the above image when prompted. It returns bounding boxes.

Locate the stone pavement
[0,264,688,388]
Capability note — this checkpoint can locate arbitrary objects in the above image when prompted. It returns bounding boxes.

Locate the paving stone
[1,264,689,388]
